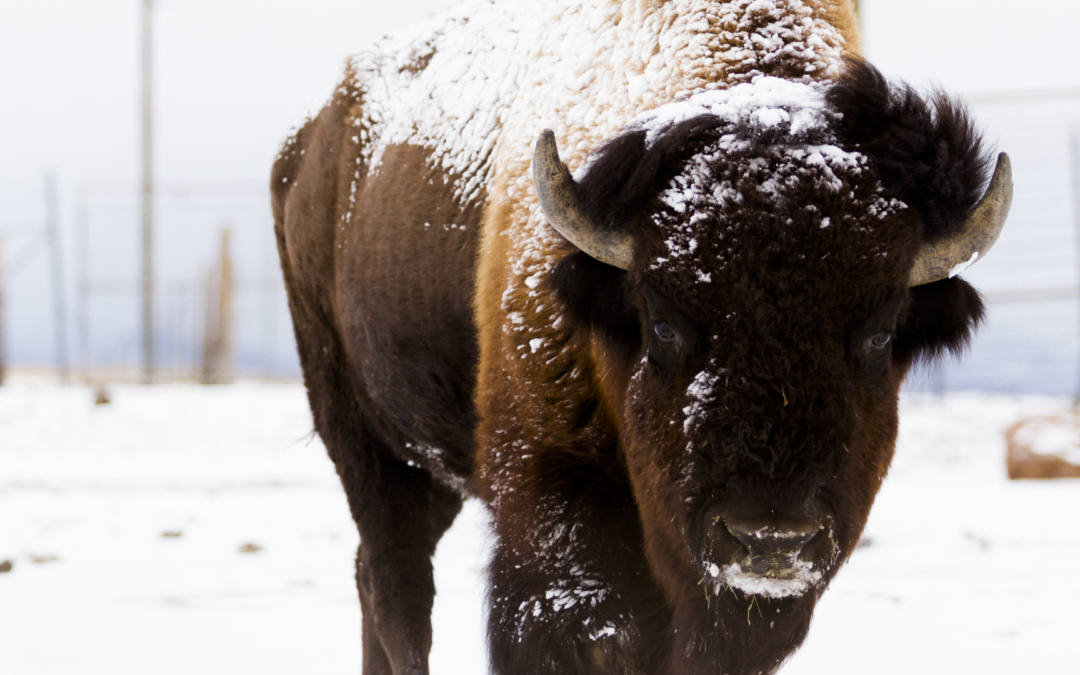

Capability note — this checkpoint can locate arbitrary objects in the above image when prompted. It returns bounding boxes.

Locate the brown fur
[273,75,481,674]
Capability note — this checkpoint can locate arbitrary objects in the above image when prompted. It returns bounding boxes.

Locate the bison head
[535,61,1010,674]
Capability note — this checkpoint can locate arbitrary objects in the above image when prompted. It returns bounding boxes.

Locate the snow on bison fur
[271,1,1012,673]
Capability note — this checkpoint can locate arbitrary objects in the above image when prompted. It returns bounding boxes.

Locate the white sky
[2,0,1078,188]
[1,0,457,188]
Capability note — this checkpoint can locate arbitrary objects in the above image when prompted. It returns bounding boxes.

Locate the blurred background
[1,0,1078,387]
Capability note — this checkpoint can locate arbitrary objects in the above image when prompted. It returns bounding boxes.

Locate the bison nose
[724,517,822,565]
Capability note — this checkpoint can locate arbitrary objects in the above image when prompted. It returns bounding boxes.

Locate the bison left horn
[909,153,1013,287]
[533,130,634,270]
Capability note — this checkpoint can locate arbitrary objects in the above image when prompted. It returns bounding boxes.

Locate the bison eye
[654,322,678,343]
[866,331,891,350]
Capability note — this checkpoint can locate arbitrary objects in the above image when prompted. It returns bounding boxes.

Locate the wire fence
[71,182,298,382]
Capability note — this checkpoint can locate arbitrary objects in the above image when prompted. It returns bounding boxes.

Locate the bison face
[542,62,1006,672]
[618,140,914,665]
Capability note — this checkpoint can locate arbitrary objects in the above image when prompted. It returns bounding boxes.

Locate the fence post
[201,228,234,384]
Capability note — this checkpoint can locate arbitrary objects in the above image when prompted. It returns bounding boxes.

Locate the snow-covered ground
[1,379,1076,673]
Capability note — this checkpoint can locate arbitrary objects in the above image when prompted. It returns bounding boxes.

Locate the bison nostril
[724,518,822,561]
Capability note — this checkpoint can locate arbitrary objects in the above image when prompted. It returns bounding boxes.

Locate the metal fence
[72,181,297,381]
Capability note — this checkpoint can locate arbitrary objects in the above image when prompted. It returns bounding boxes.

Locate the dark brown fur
[274,58,990,675]
[273,75,481,674]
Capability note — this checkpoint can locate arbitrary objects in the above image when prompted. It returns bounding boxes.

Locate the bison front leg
[484,468,668,675]
[341,437,462,675]
[294,417,464,675]
[278,295,462,674]
[285,321,460,674]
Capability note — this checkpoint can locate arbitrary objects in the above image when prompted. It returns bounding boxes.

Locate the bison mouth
[705,559,824,600]
[697,504,839,600]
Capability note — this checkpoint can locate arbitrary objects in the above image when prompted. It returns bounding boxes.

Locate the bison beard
[272,2,1006,673]
[674,592,816,675]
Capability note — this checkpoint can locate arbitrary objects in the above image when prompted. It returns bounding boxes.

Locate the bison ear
[549,251,641,350]
[893,277,985,366]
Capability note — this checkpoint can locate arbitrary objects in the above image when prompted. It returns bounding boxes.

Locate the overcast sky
[2,0,1078,368]
[1,0,458,189]
[3,0,1078,189]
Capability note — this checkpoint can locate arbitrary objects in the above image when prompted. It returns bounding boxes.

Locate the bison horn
[533,130,634,270]
[909,153,1013,287]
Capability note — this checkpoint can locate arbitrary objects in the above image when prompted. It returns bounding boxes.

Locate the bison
[271,1,1012,674]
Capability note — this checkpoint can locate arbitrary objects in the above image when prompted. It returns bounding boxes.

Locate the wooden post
[201,266,213,382]
[201,228,234,384]
[219,230,234,381]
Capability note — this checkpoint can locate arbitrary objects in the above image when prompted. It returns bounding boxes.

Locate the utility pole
[141,0,154,384]
[45,170,69,384]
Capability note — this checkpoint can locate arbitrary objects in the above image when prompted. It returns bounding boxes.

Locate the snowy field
[1,378,1077,674]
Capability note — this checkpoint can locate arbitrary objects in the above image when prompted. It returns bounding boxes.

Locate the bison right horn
[533,130,634,270]
[908,152,1013,287]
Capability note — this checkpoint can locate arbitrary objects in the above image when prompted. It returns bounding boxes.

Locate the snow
[351,0,850,209]
[2,381,1077,673]
[348,0,545,205]
[625,77,836,150]
[0,379,485,675]
[948,250,980,278]
[683,367,723,437]
[713,560,823,599]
